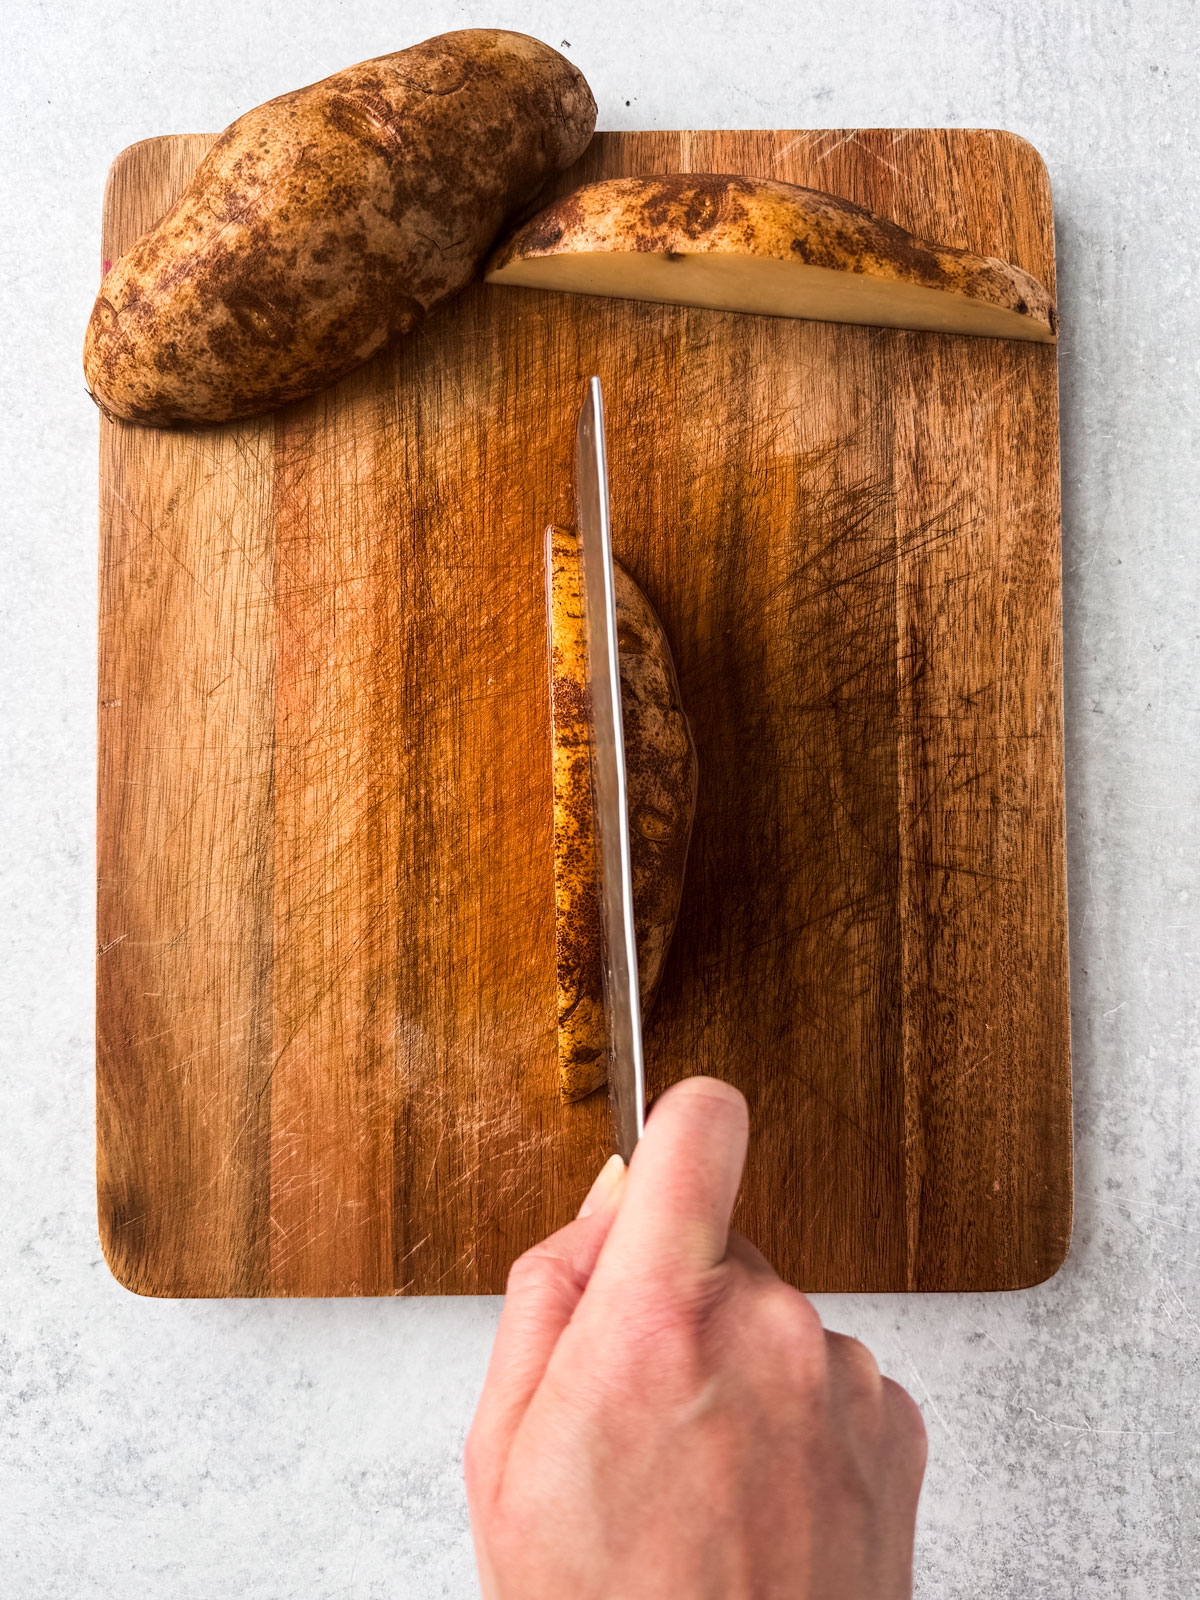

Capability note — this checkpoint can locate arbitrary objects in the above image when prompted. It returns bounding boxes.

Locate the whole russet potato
[84,30,596,425]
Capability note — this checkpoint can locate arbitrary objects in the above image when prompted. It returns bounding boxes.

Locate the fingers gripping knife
[574,377,645,1161]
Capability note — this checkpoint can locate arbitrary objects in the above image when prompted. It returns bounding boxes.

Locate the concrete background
[2,0,1197,1593]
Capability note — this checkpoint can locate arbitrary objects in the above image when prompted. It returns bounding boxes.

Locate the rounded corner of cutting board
[97,1213,174,1300]
[1008,1230,1074,1292]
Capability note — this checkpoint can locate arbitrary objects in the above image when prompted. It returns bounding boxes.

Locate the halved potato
[487,173,1056,342]
[546,526,697,1102]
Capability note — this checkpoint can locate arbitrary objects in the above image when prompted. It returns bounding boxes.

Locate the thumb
[589,1077,749,1292]
[468,1155,626,1468]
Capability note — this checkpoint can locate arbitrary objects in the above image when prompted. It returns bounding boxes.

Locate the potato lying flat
[547,526,698,1103]
[84,30,596,425]
[486,173,1056,342]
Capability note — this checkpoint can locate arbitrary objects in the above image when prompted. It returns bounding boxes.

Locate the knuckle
[757,1281,826,1352]
[772,1280,824,1334]
[504,1241,582,1300]
[882,1376,929,1462]
[826,1329,883,1390]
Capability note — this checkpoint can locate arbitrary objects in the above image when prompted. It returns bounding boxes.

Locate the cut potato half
[487,174,1056,343]
[546,526,698,1103]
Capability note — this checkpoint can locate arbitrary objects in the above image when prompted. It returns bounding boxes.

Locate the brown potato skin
[84,31,596,425]
[486,173,1057,339]
[547,527,698,1103]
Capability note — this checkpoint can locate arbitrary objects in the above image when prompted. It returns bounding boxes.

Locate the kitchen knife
[575,376,645,1162]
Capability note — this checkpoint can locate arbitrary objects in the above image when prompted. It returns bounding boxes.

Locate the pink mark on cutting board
[102,259,112,275]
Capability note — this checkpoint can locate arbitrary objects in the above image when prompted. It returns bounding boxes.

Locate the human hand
[465,1077,926,1598]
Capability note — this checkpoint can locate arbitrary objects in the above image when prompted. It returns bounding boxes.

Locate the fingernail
[578,1152,626,1218]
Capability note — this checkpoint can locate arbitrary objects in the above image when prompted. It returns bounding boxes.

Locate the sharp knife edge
[575,376,645,1160]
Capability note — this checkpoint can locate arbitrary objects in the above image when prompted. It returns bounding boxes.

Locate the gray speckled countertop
[2,1,1197,1594]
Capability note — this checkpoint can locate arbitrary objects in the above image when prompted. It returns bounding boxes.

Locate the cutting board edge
[95,125,1072,1298]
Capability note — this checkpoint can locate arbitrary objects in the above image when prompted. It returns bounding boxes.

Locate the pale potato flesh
[488,249,1054,340]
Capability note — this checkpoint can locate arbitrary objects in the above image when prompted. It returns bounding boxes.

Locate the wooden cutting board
[96,128,1071,1297]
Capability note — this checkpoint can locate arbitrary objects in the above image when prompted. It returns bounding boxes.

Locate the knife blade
[575,376,645,1162]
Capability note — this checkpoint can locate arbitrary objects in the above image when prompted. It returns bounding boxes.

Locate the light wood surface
[97,128,1072,1296]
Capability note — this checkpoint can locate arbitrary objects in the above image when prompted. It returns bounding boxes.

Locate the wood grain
[96,129,1071,1296]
